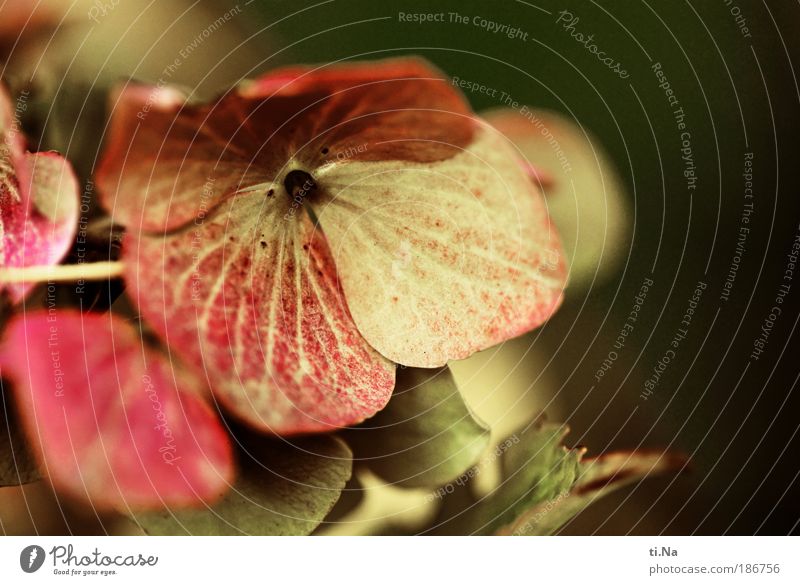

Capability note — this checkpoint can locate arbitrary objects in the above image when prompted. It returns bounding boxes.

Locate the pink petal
[96,58,474,233]
[1,87,79,303]
[310,123,567,367]
[124,196,395,435]
[0,311,234,511]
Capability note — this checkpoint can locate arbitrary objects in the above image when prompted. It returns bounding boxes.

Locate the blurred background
[1,0,799,535]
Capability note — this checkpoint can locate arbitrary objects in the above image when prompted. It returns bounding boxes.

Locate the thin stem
[0,261,125,284]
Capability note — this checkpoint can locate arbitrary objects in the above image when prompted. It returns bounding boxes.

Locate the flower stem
[0,261,124,284]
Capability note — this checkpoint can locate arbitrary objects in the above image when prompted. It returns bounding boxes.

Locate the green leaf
[431,418,684,535]
[349,366,490,488]
[316,474,364,526]
[431,419,579,534]
[499,450,688,535]
[133,435,352,535]
[1,381,39,486]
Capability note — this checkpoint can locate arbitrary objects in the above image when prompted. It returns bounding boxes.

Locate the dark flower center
[283,169,316,202]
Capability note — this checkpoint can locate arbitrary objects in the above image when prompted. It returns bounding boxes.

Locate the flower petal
[311,124,567,367]
[96,58,474,233]
[0,311,234,511]
[124,195,395,435]
[96,81,266,232]
[483,108,629,287]
[1,87,79,303]
[239,57,474,164]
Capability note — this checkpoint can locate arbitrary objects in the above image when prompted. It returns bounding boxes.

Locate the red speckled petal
[239,57,474,164]
[96,58,473,233]
[483,108,629,286]
[311,124,567,367]
[95,81,269,233]
[0,311,234,511]
[1,87,79,303]
[124,193,395,435]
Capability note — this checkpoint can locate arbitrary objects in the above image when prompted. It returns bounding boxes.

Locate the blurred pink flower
[0,311,234,510]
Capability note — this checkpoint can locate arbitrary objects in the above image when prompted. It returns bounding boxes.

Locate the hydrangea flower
[96,58,567,436]
[0,84,78,303]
